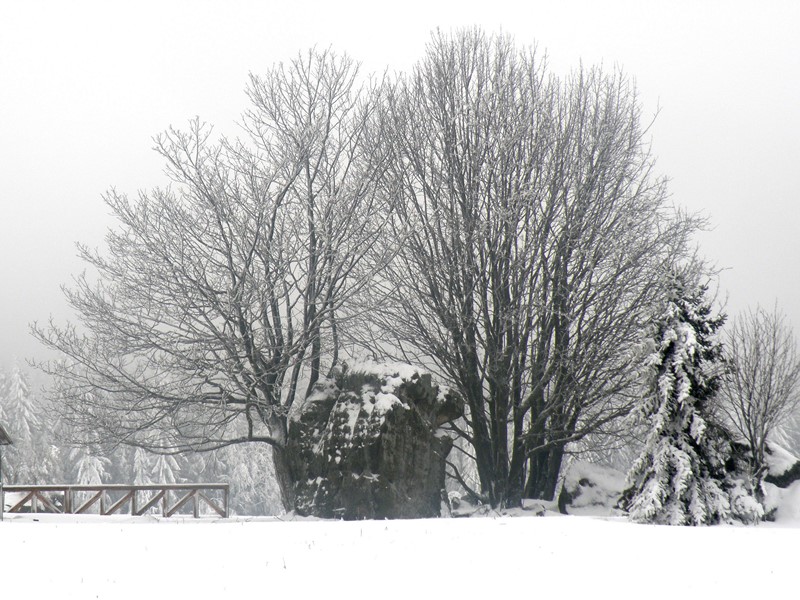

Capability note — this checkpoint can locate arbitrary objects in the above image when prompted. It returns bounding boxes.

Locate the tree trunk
[525,445,565,501]
[506,430,527,507]
[271,445,296,513]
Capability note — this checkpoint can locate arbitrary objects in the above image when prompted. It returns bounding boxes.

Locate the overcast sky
[1,0,799,368]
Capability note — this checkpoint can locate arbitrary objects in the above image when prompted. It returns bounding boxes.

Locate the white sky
[1,0,799,367]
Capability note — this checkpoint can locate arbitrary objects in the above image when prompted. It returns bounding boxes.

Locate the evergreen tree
[225,444,281,515]
[77,453,111,485]
[132,447,153,486]
[152,453,181,484]
[70,442,111,485]
[181,445,281,515]
[621,272,762,525]
[0,367,7,421]
[0,363,44,483]
[5,364,39,440]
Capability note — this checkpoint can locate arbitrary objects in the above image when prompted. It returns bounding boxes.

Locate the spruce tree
[5,364,39,440]
[71,443,111,486]
[132,447,153,486]
[621,272,761,525]
[1,364,43,483]
[0,368,7,420]
[153,453,181,485]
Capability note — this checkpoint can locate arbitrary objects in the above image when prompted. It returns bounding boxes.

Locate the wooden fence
[2,484,229,518]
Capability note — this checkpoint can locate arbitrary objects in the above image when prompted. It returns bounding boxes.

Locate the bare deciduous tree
[33,49,387,511]
[31,32,707,513]
[718,305,800,469]
[366,29,701,507]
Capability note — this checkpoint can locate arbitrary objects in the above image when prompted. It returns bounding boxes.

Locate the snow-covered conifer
[132,447,153,486]
[71,445,111,485]
[153,453,181,484]
[0,363,48,483]
[5,363,39,441]
[225,444,281,515]
[0,368,8,420]
[621,271,761,525]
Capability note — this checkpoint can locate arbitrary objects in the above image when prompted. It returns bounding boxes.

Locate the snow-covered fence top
[3,483,229,518]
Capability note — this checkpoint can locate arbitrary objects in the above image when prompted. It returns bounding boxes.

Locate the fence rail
[2,484,229,518]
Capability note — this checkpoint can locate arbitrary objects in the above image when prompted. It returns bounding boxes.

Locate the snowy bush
[728,478,764,524]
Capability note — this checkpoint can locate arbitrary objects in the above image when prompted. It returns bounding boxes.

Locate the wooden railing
[2,484,229,518]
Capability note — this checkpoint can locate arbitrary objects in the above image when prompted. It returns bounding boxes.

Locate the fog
[2,0,799,367]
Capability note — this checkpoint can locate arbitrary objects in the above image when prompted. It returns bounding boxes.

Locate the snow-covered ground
[1,510,797,598]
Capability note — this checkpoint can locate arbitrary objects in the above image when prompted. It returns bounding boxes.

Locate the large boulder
[287,361,463,519]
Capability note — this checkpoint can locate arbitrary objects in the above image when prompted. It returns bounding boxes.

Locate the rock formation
[287,361,463,519]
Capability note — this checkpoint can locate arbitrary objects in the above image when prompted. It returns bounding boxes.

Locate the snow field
[1,513,796,599]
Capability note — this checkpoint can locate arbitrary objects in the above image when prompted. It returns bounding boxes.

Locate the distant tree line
[0,362,282,515]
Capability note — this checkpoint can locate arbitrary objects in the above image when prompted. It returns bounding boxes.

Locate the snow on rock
[763,441,799,478]
[287,361,463,519]
[373,391,402,413]
[764,480,800,523]
[762,442,800,521]
[561,461,627,516]
[776,481,800,522]
[346,358,423,385]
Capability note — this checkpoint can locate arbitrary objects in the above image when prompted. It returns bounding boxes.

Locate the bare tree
[718,305,800,469]
[33,49,387,511]
[520,65,702,501]
[366,29,701,507]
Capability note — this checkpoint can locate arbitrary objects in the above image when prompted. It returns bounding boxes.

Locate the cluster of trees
[620,274,800,525]
[27,28,800,521]
[0,362,282,515]
[0,363,58,484]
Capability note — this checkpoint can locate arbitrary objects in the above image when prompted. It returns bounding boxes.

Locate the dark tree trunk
[506,430,527,507]
[459,348,499,506]
[271,444,296,513]
[525,445,566,501]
